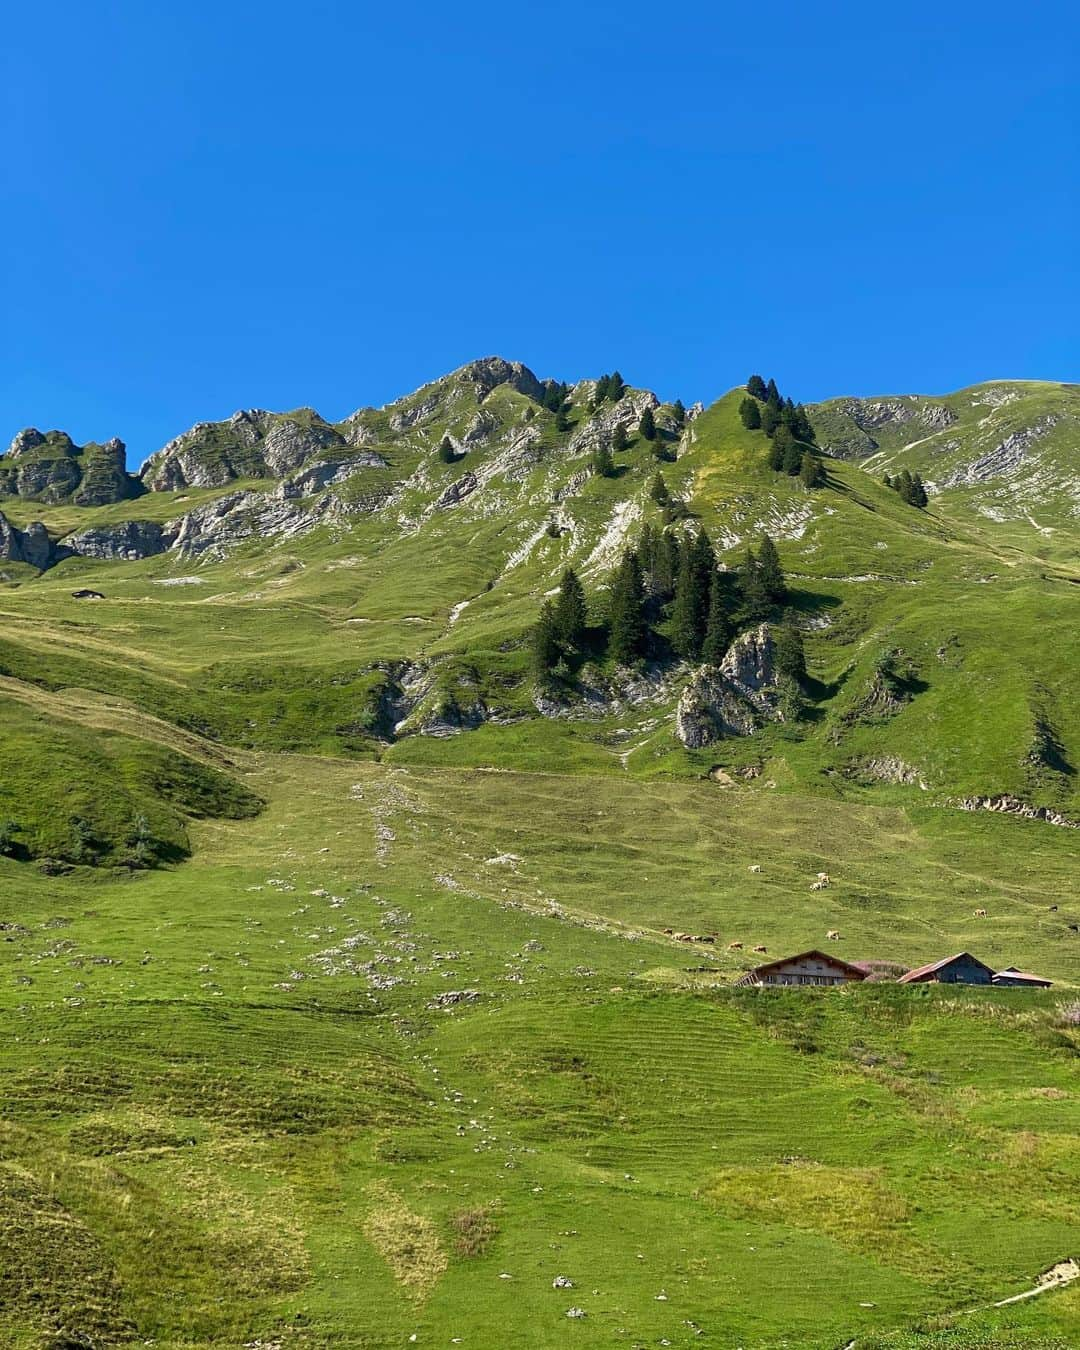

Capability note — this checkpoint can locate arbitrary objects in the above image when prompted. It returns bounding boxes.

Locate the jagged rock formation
[955,794,1078,829]
[675,624,781,748]
[65,520,172,561]
[0,429,137,505]
[0,511,55,569]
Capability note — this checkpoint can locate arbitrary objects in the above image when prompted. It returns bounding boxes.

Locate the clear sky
[2,1,1076,467]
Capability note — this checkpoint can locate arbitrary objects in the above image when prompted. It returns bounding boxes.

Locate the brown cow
[826,930,840,941]
[728,941,743,951]
[752,945,767,954]
[973,908,987,918]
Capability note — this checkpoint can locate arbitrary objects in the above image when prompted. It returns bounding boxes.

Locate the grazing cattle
[728,941,743,951]
[752,945,767,954]
[817,872,831,883]
[1049,905,1058,912]
[749,865,762,874]
[973,908,987,918]
[826,930,840,941]
[663,928,674,935]
[698,935,715,944]
[810,881,827,892]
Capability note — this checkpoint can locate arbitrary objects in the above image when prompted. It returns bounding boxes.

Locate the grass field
[0,371,1077,1347]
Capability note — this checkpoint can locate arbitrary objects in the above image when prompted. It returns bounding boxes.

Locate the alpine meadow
[0,357,1077,1349]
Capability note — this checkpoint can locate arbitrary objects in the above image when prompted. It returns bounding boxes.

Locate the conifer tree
[555,406,570,433]
[767,435,786,472]
[532,600,560,677]
[739,397,762,430]
[654,530,680,600]
[701,574,731,665]
[639,406,656,440]
[757,533,788,606]
[610,422,628,452]
[607,549,645,664]
[800,450,824,488]
[746,375,768,401]
[670,546,701,659]
[761,402,781,437]
[782,438,803,475]
[739,546,769,620]
[593,442,615,477]
[650,471,669,505]
[774,622,807,685]
[553,568,587,648]
[594,373,611,403]
[671,398,686,427]
[910,473,928,508]
[765,378,782,408]
[608,371,625,402]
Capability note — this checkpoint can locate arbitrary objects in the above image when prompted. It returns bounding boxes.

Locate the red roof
[742,949,869,981]
[898,951,995,984]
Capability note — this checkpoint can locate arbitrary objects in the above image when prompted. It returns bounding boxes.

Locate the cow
[698,935,716,944]
[810,881,827,892]
[817,872,831,883]
[663,927,674,935]
[826,930,840,941]
[973,908,987,918]
[728,941,743,951]
[752,945,767,954]
[748,865,762,874]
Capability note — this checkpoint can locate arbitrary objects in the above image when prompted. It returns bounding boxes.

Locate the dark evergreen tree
[638,522,658,587]
[607,549,645,664]
[767,435,786,472]
[654,530,680,600]
[782,437,803,475]
[650,471,669,505]
[792,403,816,443]
[765,378,782,408]
[910,473,928,508]
[800,450,824,488]
[896,469,914,503]
[608,371,625,401]
[611,422,629,452]
[757,533,788,606]
[553,568,587,648]
[773,622,807,685]
[671,398,686,427]
[761,402,781,437]
[594,373,611,403]
[670,545,702,659]
[532,600,560,677]
[593,442,615,477]
[639,406,656,440]
[437,435,456,463]
[739,397,762,430]
[739,546,769,620]
[701,574,731,665]
[746,374,768,401]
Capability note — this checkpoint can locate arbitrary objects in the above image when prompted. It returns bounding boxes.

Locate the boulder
[675,624,780,748]
[0,511,55,569]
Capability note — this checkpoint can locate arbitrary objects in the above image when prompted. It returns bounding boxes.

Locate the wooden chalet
[736,949,869,988]
[897,952,994,985]
[992,966,1053,989]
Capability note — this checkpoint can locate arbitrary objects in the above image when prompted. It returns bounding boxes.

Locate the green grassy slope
[0,364,1076,1347]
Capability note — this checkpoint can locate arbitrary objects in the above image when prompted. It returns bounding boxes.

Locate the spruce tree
[655,530,680,600]
[701,574,731,665]
[593,442,615,477]
[782,438,803,475]
[555,406,570,433]
[611,422,629,452]
[757,533,787,605]
[774,622,807,685]
[670,546,701,659]
[910,473,928,508]
[553,568,587,648]
[532,600,560,677]
[793,403,816,443]
[607,549,645,664]
[739,546,769,620]
[671,398,686,427]
[765,378,781,408]
[739,397,762,430]
[639,406,656,440]
[767,435,786,472]
[761,402,781,437]
[746,375,768,401]
[608,371,625,402]
[594,373,611,403]
[650,471,669,505]
[800,450,824,488]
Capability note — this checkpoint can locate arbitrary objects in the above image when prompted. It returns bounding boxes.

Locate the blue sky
[2,1,1076,467]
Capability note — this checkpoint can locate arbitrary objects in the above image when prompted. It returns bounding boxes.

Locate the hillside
[0,359,1077,1349]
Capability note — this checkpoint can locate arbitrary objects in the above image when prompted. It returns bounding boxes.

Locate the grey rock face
[65,519,171,561]
[956,794,1078,829]
[140,410,350,491]
[434,472,478,509]
[0,511,55,569]
[461,357,544,403]
[0,430,133,505]
[939,416,1059,488]
[168,489,350,558]
[5,428,47,457]
[279,452,388,498]
[567,389,660,459]
[675,624,780,748]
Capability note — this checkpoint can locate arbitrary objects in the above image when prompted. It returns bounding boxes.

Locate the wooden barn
[736,949,869,988]
[992,966,1053,989]
[898,952,994,986]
